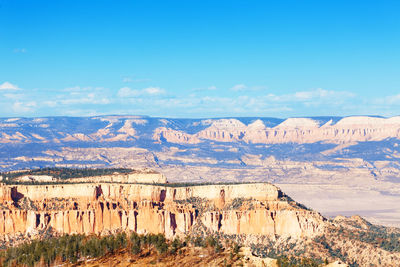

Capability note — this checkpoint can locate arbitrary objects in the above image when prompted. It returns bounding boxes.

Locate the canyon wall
[0,182,325,243]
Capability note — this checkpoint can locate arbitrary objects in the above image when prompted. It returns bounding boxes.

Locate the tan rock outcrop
[153,127,201,144]
[0,182,325,243]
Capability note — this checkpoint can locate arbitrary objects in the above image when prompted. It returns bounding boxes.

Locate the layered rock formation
[2,115,400,145]
[0,182,325,243]
[155,116,400,144]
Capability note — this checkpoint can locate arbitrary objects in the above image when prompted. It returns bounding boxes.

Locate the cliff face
[0,182,325,243]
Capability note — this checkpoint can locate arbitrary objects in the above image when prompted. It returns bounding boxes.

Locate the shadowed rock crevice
[10,187,24,207]
[170,213,177,234]
[160,189,166,202]
[95,185,103,200]
[217,213,222,230]
[35,214,40,228]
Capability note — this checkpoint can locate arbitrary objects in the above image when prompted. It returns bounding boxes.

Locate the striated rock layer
[2,115,400,145]
[0,182,325,243]
[155,116,400,144]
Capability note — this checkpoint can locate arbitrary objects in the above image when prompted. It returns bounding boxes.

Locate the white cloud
[49,86,113,106]
[117,87,139,97]
[230,84,247,91]
[117,87,165,98]
[122,76,151,83]
[144,87,165,95]
[64,109,101,116]
[122,77,133,83]
[265,88,355,104]
[0,82,20,90]
[13,48,27,53]
[230,84,268,92]
[63,86,83,92]
[293,88,354,101]
[43,101,58,107]
[192,85,218,92]
[294,91,315,100]
[12,101,36,113]
[3,93,24,99]
[60,94,110,105]
[251,85,267,91]
[0,82,371,118]
[63,86,104,92]
[375,94,400,105]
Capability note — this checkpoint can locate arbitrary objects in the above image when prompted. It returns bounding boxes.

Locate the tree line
[0,232,236,267]
[1,167,133,180]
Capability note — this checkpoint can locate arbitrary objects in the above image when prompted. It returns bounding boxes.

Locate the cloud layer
[0,81,398,118]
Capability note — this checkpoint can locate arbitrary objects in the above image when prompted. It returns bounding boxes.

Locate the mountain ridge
[1,115,400,145]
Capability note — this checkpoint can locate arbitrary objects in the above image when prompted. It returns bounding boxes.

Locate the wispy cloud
[122,76,151,83]
[117,87,165,97]
[294,88,355,101]
[12,101,36,113]
[60,94,111,105]
[0,82,20,90]
[122,77,133,83]
[39,86,113,107]
[145,87,165,95]
[230,84,247,91]
[117,87,135,97]
[63,86,105,92]
[43,100,58,107]
[134,88,356,117]
[13,48,27,53]
[266,88,355,104]
[373,93,400,106]
[229,84,266,92]
[192,85,218,92]
[0,82,396,118]
[3,93,24,99]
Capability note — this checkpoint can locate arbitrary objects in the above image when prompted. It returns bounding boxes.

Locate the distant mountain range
[2,115,400,145]
[1,115,400,171]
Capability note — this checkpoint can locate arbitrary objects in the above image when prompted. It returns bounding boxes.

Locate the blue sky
[1,0,399,118]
